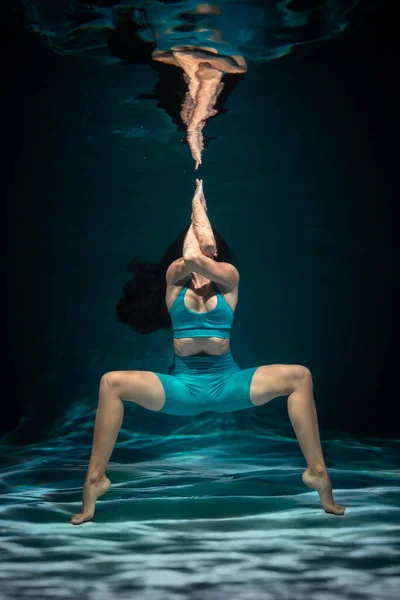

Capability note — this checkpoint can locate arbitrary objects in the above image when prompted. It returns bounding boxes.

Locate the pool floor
[1,431,399,599]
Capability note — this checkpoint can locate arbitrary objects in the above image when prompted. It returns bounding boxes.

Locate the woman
[70,180,345,525]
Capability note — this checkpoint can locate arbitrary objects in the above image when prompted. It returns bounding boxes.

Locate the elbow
[183,252,202,267]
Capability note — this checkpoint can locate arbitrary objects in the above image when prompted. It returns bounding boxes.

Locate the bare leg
[70,371,165,525]
[250,365,345,515]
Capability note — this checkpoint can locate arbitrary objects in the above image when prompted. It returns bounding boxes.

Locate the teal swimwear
[170,275,234,339]
[155,275,259,416]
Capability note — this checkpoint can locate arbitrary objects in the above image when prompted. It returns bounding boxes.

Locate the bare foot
[70,475,111,525]
[302,467,346,515]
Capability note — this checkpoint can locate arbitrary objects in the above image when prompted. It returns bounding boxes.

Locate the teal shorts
[155,351,259,416]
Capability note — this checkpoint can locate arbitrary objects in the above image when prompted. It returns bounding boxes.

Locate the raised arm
[183,208,239,291]
[191,179,217,258]
[166,181,239,291]
[165,225,201,286]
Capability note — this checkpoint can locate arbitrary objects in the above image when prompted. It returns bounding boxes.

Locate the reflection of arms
[191,179,217,258]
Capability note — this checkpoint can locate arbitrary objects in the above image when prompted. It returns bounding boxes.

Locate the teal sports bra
[169,275,234,339]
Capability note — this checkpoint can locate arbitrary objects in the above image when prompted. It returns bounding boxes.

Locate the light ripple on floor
[0,432,399,600]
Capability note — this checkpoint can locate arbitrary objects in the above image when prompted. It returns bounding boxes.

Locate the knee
[100,371,121,390]
[287,365,313,388]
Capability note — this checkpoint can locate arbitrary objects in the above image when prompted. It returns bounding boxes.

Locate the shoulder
[214,277,239,312]
[207,260,240,291]
[166,258,192,286]
[165,260,191,310]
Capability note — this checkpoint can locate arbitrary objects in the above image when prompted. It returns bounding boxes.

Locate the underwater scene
[1,1,398,599]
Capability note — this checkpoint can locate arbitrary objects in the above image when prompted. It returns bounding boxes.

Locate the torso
[165,275,238,357]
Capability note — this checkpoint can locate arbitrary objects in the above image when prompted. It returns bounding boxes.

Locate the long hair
[117,224,236,334]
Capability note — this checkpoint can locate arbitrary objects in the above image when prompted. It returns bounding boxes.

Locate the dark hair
[117,224,236,334]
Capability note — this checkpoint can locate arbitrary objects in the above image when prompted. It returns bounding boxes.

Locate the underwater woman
[70,179,345,525]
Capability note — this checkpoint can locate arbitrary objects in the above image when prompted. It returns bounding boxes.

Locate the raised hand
[194,178,207,210]
[191,179,216,258]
